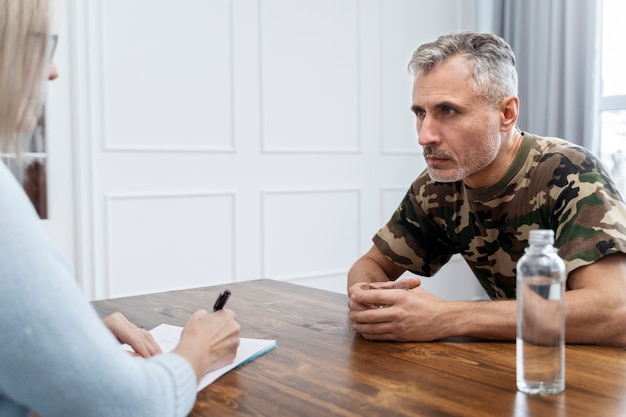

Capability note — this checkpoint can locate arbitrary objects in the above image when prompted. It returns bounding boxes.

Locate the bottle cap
[528,229,554,245]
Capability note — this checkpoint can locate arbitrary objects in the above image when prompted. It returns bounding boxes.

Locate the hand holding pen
[173,288,240,381]
[213,290,231,311]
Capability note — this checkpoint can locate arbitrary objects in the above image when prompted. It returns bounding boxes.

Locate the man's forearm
[438,299,517,341]
[562,288,626,346]
[348,245,407,292]
[437,292,626,345]
[558,255,626,346]
[347,257,391,291]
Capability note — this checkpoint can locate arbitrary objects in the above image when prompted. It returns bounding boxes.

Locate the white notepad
[127,323,277,391]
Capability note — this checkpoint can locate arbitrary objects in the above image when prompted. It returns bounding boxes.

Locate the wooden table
[92,279,626,416]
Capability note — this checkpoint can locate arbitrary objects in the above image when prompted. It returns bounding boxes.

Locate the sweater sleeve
[0,164,197,417]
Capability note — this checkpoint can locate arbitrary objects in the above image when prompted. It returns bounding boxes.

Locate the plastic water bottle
[516,229,565,395]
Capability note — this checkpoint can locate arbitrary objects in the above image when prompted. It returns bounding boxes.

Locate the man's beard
[423,130,500,183]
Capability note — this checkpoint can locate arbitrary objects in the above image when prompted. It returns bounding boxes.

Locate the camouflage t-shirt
[373,132,626,300]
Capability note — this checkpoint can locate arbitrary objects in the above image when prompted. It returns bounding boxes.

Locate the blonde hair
[0,0,51,154]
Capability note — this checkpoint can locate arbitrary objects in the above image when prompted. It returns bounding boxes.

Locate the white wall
[45,0,486,301]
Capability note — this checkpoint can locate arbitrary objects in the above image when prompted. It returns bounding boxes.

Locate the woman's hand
[103,312,162,358]
[173,309,241,381]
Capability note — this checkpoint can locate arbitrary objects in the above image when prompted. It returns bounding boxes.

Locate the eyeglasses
[49,34,58,61]
[29,32,58,61]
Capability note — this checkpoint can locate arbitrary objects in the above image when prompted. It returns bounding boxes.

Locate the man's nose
[417,116,439,146]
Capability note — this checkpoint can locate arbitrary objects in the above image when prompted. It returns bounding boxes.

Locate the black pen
[213,290,231,311]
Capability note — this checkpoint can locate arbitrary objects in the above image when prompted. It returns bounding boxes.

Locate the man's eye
[442,107,456,116]
[414,110,426,119]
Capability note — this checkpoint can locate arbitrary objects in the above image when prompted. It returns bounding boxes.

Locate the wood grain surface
[92,279,626,417]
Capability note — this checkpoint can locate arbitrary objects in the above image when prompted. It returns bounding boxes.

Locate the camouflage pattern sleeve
[537,139,626,273]
[373,170,459,277]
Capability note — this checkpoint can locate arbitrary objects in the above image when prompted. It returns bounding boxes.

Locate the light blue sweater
[0,162,197,416]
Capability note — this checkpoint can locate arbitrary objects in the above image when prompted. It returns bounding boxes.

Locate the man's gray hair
[408,32,518,105]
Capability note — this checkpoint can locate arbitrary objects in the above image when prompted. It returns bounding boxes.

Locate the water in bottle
[516,229,565,395]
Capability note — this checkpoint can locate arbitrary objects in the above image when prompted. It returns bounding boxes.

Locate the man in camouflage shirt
[348,32,626,346]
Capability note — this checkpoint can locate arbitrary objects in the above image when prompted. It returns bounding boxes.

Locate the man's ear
[500,95,519,131]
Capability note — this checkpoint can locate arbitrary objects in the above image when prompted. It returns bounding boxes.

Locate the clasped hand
[348,278,444,342]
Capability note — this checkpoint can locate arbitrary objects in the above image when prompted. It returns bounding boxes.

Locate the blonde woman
[0,1,240,416]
